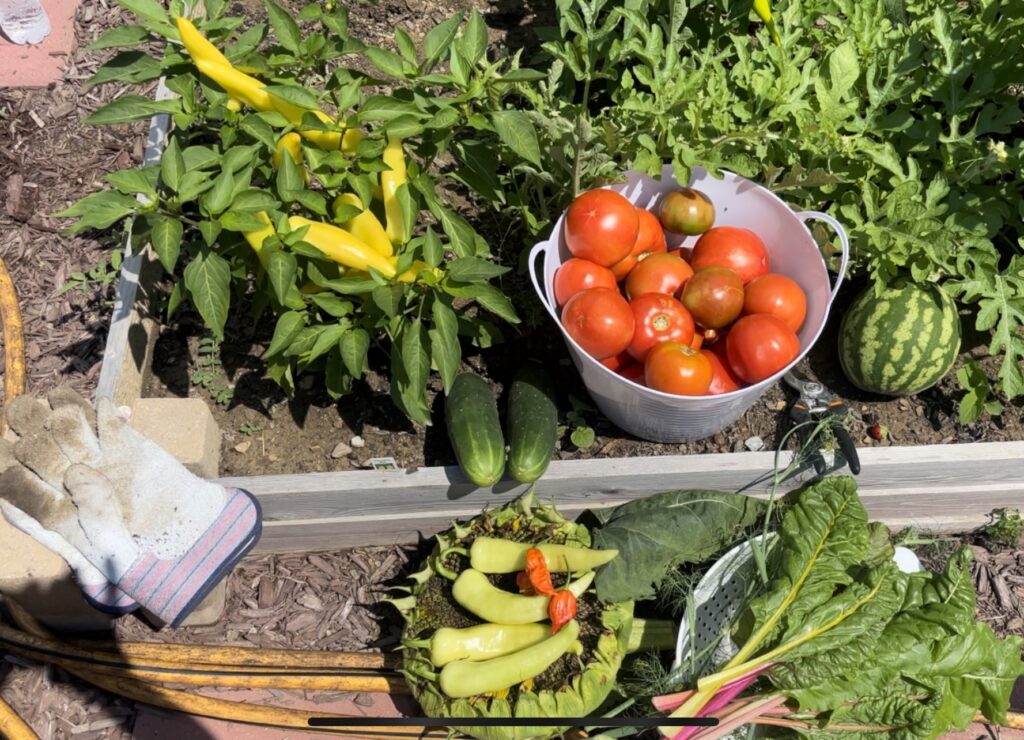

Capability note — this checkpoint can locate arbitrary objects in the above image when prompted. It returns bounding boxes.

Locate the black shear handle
[834,425,861,475]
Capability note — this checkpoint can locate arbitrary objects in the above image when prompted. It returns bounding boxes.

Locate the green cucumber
[446,373,505,487]
[507,363,558,484]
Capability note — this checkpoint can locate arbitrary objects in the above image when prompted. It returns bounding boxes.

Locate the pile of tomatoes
[555,187,808,397]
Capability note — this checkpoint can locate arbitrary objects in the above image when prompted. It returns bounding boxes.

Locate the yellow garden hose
[70,638,397,671]
[0,622,405,693]
[0,254,26,434]
[0,695,39,740]
[3,601,433,738]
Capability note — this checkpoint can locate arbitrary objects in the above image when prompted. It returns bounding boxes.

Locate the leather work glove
[0,388,260,627]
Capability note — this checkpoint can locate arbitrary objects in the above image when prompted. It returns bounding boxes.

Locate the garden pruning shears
[783,369,861,476]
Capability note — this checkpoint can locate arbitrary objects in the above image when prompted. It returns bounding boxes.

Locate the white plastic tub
[528,165,850,443]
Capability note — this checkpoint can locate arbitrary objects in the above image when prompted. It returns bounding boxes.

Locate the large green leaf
[54,190,139,233]
[84,95,180,125]
[266,249,297,306]
[88,25,151,50]
[390,318,431,424]
[264,0,301,52]
[745,477,872,649]
[429,298,460,394]
[86,51,163,87]
[149,215,183,273]
[266,311,306,358]
[489,110,542,168]
[590,490,767,603]
[923,622,1024,729]
[183,249,231,338]
[340,328,369,377]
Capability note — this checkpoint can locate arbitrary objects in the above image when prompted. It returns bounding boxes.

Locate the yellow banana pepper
[243,211,275,269]
[381,136,408,245]
[272,133,311,184]
[175,17,363,154]
[753,0,781,46]
[395,260,440,283]
[176,16,234,68]
[333,193,393,258]
[288,217,397,278]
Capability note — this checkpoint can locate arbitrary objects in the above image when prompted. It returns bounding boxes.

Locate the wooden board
[218,440,1024,553]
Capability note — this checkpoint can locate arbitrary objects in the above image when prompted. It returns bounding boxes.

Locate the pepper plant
[57,0,527,423]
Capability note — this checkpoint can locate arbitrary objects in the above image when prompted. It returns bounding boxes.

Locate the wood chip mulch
[0,0,155,400]
[114,545,414,652]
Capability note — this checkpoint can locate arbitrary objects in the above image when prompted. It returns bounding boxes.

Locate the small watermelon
[838,283,961,396]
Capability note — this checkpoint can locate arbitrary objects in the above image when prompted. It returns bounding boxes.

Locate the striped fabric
[117,487,262,627]
[81,580,138,614]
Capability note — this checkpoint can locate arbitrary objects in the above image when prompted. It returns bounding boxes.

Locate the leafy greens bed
[60,0,1024,421]
[587,478,1024,739]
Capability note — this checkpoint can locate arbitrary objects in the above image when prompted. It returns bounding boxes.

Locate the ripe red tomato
[644,341,713,396]
[610,207,668,280]
[564,189,639,267]
[600,350,634,373]
[619,362,646,386]
[627,294,696,362]
[624,253,694,299]
[726,314,801,383]
[681,267,745,330]
[743,273,808,332]
[554,258,618,307]
[702,345,743,395]
[659,188,715,236]
[561,287,635,360]
[691,226,770,284]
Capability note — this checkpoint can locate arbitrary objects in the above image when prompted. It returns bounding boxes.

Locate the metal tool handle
[833,424,861,475]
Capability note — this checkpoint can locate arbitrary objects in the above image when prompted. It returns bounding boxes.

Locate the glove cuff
[117,486,261,627]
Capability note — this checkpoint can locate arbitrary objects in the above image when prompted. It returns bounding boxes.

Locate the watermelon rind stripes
[838,283,961,396]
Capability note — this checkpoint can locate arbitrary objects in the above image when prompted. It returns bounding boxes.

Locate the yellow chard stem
[381,136,408,245]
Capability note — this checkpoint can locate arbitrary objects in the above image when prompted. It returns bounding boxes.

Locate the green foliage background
[62,0,1024,414]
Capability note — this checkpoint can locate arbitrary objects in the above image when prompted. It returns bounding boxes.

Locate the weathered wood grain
[217,441,1024,552]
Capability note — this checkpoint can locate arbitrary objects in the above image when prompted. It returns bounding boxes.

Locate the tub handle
[797,210,849,304]
[528,240,561,325]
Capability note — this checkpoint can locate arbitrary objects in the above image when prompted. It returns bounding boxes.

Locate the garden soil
[146,281,1023,478]
[0,0,1022,737]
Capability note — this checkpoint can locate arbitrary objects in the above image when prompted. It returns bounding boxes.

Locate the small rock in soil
[331,442,353,458]
[233,440,252,454]
[745,436,765,452]
[351,435,366,448]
